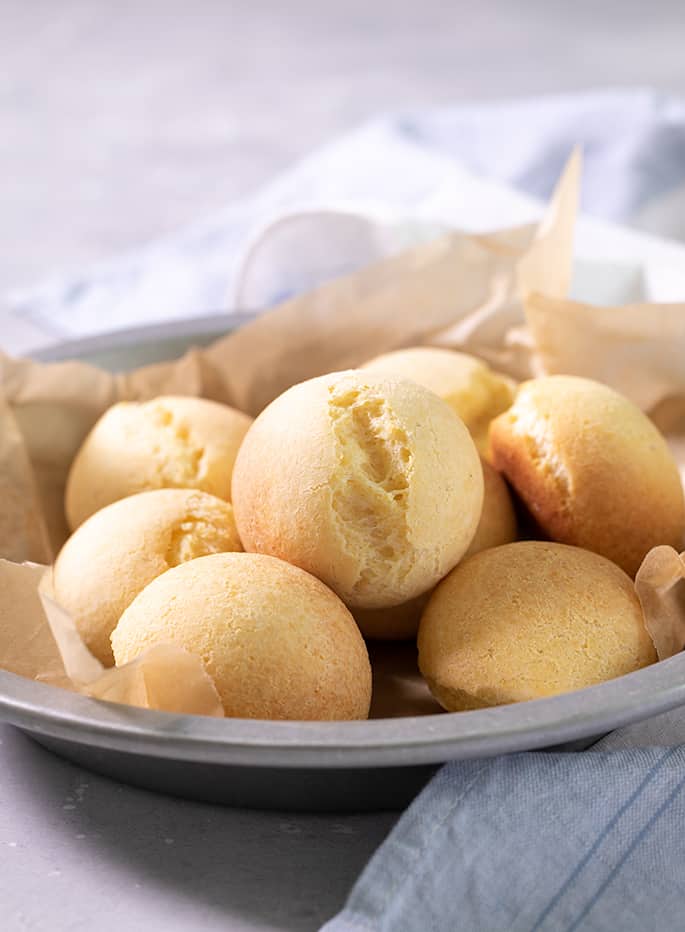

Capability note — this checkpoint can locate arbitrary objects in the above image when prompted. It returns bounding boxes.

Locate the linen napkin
[323,745,685,932]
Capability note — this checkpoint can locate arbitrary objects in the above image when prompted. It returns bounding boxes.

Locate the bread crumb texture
[328,383,415,601]
[361,346,515,454]
[231,371,484,609]
[352,458,516,640]
[65,395,252,529]
[54,489,242,665]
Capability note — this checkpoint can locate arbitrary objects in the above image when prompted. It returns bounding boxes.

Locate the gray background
[2,1,685,929]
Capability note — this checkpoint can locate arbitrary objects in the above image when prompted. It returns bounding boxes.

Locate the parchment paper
[1,148,684,719]
[0,560,223,715]
[635,547,685,661]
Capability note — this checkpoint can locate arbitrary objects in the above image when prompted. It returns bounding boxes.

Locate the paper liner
[0,562,67,682]
[525,290,685,411]
[523,290,685,494]
[635,547,685,661]
[368,642,443,718]
[0,397,52,564]
[0,560,223,716]
[81,644,224,717]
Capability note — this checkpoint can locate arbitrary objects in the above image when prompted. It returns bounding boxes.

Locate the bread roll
[490,375,685,575]
[65,396,252,530]
[354,459,516,640]
[464,459,517,558]
[361,347,515,454]
[418,541,656,711]
[54,489,242,665]
[231,370,483,609]
[353,592,431,642]
[112,552,372,720]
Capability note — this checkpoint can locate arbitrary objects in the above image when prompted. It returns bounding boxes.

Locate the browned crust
[489,413,573,541]
[353,591,430,640]
[489,408,685,576]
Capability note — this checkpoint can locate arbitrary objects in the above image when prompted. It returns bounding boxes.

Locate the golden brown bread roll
[361,346,515,455]
[112,552,372,720]
[490,375,685,576]
[353,458,517,640]
[353,592,431,642]
[418,541,656,711]
[231,370,483,609]
[65,396,252,530]
[464,459,517,558]
[53,489,242,665]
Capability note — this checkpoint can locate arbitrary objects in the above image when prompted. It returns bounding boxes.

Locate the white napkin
[8,89,685,349]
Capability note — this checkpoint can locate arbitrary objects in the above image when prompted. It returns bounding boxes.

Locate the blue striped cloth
[324,744,685,932]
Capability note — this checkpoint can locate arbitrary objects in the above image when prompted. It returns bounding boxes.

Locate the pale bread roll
[354,459,517,640]
[65,396,252,530]
[231,370,484,609]
[464,459,517,559]
[361,347,515,455]
[353,592,431,642]
[418,541,656,711]
[54,489,242,665]
[112,552,372,720]
[490,375,685,576]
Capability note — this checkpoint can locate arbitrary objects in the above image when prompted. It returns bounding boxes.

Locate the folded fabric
[323,744,685,932]
[9,89,685,341]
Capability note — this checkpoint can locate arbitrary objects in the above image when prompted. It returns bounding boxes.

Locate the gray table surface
[3,1,685,929]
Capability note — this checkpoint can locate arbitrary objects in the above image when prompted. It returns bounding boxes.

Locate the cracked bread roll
[353,459,517,640]
[54,489,242,665]
[65,395,253,530]
[490,375,685,576]
[361,347,515,455]
[111,552,372,720]
[231,370,484,610]
[418,541,656,711]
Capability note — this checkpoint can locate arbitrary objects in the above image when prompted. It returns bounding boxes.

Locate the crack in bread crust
[164,514,227,567]
[328,385,415,597]
[146,402,207,486]
[508,401,571,500]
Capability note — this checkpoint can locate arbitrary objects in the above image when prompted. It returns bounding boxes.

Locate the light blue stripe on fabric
[566,770,685,931]
[322,748,685,932]
[531,749,680,932]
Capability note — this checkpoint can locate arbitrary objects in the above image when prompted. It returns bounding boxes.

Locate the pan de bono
[418,541,656,711]
[53,489,242,665]
[361,347,515,455]
[490,375,685,576]
[65,396,252,530]
[111,552,372,720]
[231,370,484,609]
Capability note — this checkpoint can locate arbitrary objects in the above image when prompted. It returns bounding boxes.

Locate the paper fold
[635,547,685,661]
[0,560,223,717]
